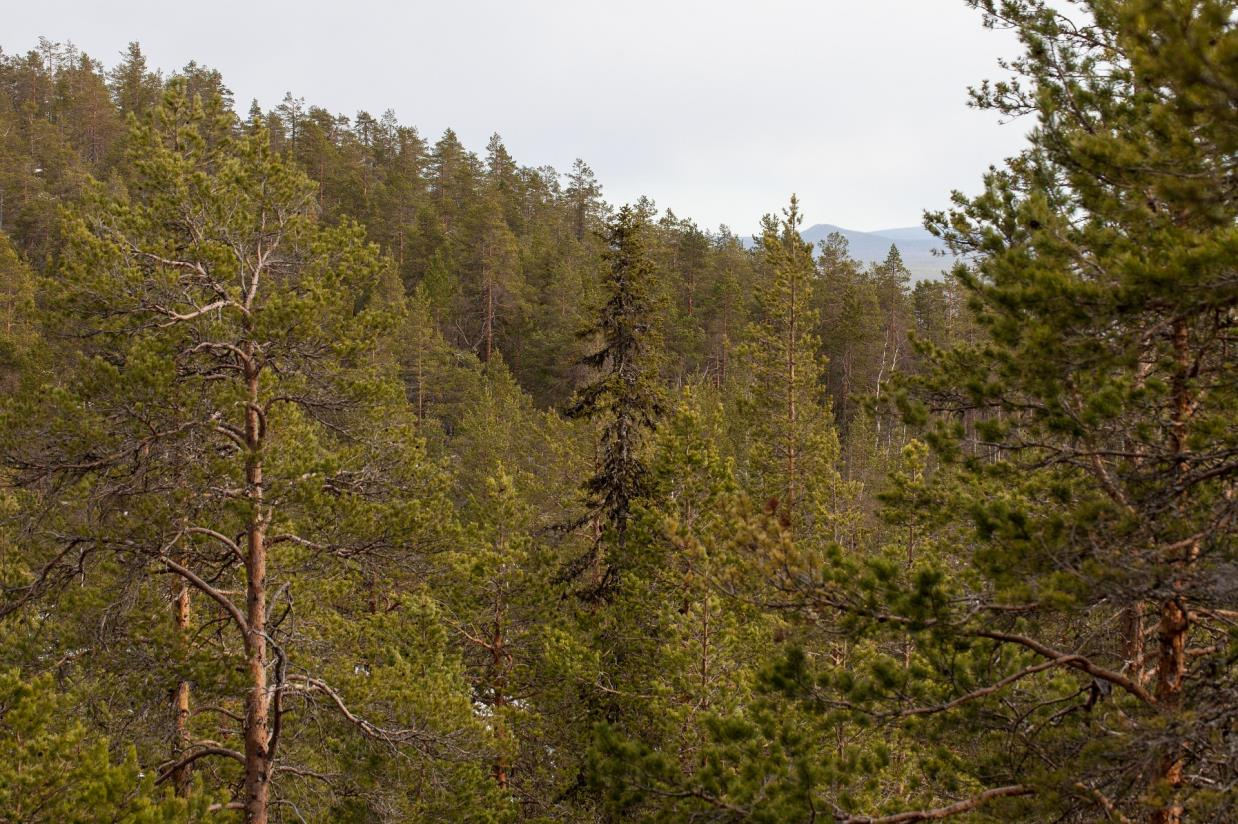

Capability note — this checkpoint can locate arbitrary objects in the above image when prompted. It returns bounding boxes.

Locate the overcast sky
[6,0,1032,234]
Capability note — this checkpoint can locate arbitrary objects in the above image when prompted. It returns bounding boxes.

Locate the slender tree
[737,195,837,523]
[107,41,161,119]
[565,158,603,242]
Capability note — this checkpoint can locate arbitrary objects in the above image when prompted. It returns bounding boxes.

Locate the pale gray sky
[6,0,1030,234]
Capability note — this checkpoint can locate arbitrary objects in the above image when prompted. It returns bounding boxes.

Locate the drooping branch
[155,743,246,785]
[0,540,85,618]
[835,784,1032,823]
[974,629,1156,704]
[894,655,1085,718]
[184,526,245,562]
[213,423,248,450]
[159,554,249,641]
[9,421,199,478]
[283,674,473,758]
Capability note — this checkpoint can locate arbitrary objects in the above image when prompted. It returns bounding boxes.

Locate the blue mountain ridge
[747,223,958,281]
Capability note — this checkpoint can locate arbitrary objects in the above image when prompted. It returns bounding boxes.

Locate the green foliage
[1,7,1231,822]
[903,0,1238,818]
[0,669,221,822]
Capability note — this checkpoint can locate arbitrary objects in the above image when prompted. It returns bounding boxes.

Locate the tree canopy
[0,4,1233,822]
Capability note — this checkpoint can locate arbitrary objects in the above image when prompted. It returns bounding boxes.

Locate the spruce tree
[566,204,665,595]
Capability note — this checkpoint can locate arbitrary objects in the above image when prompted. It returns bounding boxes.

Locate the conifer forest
[0,1,1234,822]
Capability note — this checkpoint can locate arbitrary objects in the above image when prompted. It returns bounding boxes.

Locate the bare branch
[836,784,1032,823]
[896,656,1083,718]
[184,526,244,562]
[283,674,471,757]
[148,299,233,327]
[156,743,246,785]
[1074,782,1134,824]
[974,630,1155,704]
[159,554,249,641]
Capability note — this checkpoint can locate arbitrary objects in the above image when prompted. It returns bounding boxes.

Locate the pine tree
[107,42,161,119]
[914,2,1236,819]
[725,3,1238,822]
[815,232,884,457]
[54,51,123,169]
[6,19,1223,822]
[429,128,481,235]
[632,391,776,761]
[471,192,524,363]
[736,195,838,523]
[173,61,234,113]
[485,132,520,223]
[0,233,35,393]
[0,82,468,824]
[870,246,911,405]
[564,158,603,242]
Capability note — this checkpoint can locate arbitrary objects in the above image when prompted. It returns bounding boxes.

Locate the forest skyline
[4,0,1032,232]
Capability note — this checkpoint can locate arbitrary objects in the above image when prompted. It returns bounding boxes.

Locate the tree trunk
[171,573,192,797]
[785,269,798,517]
[491,615,510,789]
[1151,319,1195,824]
[242,361,271,824]
[1121,602,1146,687]
[484,278,494,363]
[1151,598,1187,824]
[416,346,425,423]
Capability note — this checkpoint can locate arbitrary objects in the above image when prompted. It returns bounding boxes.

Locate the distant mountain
[867,226,937,241]
[746,224,957,281]
[802,224,957,281]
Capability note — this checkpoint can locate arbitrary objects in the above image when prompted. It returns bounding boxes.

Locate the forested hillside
[0,2,1233,823]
